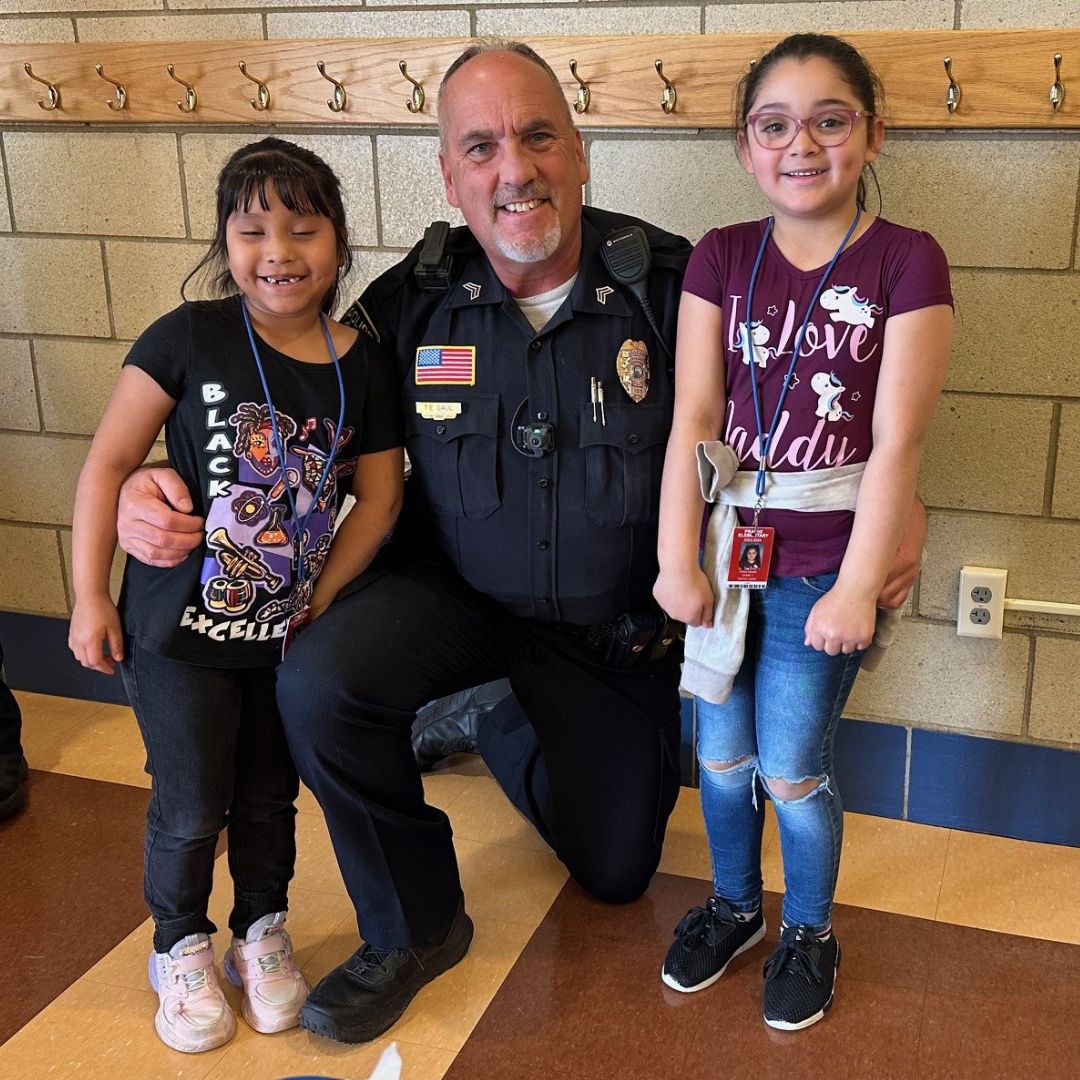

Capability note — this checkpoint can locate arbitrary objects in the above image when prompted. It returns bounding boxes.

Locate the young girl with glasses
[653,33,953,1030]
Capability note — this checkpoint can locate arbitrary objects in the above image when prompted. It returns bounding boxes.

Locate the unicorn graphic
[811,371,854,422]
[819,285,884,328]
[734,320,774,368]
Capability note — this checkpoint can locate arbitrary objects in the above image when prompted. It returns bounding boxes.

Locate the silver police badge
[616,339,650,403]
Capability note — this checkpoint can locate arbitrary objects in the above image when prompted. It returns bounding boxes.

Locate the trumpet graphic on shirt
[203,526,284,616]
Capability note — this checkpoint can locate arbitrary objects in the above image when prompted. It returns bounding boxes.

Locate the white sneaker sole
[660,920,767,993]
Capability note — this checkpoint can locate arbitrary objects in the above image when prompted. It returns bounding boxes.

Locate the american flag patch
[415,345,476,385]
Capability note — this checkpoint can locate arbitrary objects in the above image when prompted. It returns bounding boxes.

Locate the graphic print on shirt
[819,285,883,328]
[723,281,883,471]
[180,397,357,645]
[810,372,854,423]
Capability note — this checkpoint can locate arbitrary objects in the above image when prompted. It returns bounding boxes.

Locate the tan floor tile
[295,782,321,817]
[834,813,951,920]
[443,775,549,852]
[31,702,150,789]
[206,1033,454,1080]
[388,915,535,1051]
[455,837,568,927]
[657,785,711,882]
[5,980,226,1079]
[293,809,349,896]
[936,829,1080,944]
[18,691,121,774]
[0,1007,78,1080]
[423,770,481,812]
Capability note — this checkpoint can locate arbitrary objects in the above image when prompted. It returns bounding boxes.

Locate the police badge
[616,339,650,403]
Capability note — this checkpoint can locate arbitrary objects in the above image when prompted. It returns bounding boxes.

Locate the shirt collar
[443,215,632,319]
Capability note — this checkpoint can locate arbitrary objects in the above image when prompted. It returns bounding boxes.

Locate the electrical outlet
[956,566,1008,639]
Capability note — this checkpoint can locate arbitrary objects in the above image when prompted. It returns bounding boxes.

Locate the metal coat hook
[569,59,590,114]
[943,56,961,114]
[317,61,347,113]
[655,59,677,115]
[24,62,60,111]
[166,65,197,113]
[1050,52,1066,112]
[399,61,425,114]
[238,61,270,111]
[95,64,127,112]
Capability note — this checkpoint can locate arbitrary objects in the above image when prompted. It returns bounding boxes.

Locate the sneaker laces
[345,941,404,976]
[763,931,824,986]
[180,965,210,995]
[673,898,737,949]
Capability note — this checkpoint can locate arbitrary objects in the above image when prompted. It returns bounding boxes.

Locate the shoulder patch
[339,299,381,343]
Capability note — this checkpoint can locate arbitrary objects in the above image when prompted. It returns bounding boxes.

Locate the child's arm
[654,293,729,628]
[69,367,178,674]
[804,303,953,655]
[308,446,405,619]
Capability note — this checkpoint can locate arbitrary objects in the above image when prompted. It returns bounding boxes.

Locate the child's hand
[654,565,716,628]
[69,597,124,675]
[804,583,876,656]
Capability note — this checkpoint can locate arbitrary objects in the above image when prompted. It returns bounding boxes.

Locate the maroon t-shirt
[683,216,953,577]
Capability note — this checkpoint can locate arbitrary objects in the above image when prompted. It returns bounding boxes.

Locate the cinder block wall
[0,1,1077,750]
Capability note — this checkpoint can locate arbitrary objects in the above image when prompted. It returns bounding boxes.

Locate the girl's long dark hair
[734,33,885,211]
[183,137,352,315]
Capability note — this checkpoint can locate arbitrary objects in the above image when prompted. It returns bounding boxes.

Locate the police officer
[114,39,927,1045]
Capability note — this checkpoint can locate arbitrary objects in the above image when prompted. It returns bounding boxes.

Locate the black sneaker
[762,924,841,1031]
[299,899,473,1044]
[661,897,766,993]
[0,755,28,820]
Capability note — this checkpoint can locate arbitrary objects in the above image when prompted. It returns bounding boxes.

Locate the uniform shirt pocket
[579,402,670,527]
[405,393,502,519]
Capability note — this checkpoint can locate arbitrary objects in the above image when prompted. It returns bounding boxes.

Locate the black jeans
[121,640,299,953]
[0,642,22,763]
[276,559,682,950]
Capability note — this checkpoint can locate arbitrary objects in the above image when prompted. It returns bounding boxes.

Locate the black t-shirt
[119,297,402,667]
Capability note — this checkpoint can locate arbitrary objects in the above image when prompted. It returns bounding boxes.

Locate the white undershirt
[514,274,578,332]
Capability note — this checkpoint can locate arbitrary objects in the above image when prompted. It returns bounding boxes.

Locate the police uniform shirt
[348,207,692,626]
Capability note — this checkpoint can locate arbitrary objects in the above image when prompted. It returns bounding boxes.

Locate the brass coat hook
[1051,52,1066,112]
[24,62,60,111]
[238,61,270,111]
[166,65,197,113]
[569,59,590,114]
[398,61,425,114]
[95,64,127,112]
[943,56,961,114]
[655,59,677,115]
[317,61,347,113]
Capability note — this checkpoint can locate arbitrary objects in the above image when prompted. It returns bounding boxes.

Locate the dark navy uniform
[278,207,693,949]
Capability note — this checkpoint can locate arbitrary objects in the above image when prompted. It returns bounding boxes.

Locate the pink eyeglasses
[745,109,874,150]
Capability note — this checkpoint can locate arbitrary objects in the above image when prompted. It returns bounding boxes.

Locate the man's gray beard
[491,219,561,265]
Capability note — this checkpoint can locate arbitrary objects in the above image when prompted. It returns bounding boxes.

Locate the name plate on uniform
[416,401,463,421]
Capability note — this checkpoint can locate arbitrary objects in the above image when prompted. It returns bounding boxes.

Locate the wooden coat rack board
[2,29,1079,130]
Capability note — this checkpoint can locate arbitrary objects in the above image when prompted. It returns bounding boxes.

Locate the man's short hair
[438,38,574,145]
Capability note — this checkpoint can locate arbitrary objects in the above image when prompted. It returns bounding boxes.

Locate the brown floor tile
[916,991,1075,1080]
[1,770,150,1046]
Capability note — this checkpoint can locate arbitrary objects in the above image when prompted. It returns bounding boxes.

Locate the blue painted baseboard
[5,611,1079,847]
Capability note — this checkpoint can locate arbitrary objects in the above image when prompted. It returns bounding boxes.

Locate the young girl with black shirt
[69,139,403,1054]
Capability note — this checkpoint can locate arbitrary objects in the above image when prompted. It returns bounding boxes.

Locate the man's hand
[877,496,927,610]
[117,466,204,568]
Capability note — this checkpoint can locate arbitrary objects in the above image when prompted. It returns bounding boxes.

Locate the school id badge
[726,525,774,589]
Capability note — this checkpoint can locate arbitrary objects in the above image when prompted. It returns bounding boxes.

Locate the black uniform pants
[276,559,682,950]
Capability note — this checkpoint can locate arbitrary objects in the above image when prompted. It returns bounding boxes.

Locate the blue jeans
[696,572,864,930]
[121,640,299,953]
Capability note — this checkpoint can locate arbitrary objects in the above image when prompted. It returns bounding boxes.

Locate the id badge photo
[726,525,774,590]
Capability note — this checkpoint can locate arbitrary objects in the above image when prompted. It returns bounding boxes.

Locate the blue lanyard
[744,208,861,499]
[240,300,346,584]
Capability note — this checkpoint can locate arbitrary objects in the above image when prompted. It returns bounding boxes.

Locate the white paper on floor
[366,1042,402,1080]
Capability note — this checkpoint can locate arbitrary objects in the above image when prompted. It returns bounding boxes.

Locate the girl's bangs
[227,167,335,221]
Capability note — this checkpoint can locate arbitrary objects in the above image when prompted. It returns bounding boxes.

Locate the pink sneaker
[223,911,308,1033]
[148,934,236,1053]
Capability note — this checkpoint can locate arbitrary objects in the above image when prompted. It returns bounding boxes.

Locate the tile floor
[4,689,1080,1079]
